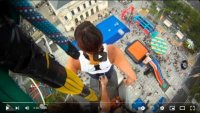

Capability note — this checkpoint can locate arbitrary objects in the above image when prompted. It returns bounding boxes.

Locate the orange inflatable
[125,40,148,63]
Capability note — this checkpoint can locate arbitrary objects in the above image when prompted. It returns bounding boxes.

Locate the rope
[8,0,79,59]
[6,0,97,101]
[45,52,50,69]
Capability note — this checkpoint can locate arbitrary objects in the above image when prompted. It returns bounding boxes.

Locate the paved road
[186,0,200,11]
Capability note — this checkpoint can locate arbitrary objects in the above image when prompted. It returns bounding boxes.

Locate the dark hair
[74,21,103,53]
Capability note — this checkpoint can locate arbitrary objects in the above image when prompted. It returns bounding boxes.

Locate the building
[30,0,42,7]
[176,30,184,40]
[48,0,109,32]
[163,19,172,28]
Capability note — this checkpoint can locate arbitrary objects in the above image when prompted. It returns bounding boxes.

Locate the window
[75,18,78,24]
[86,12,89,17]
[83,4,86,8]
[89,1,92,5]
[80,15,84,20]
[55,19,61,25]
[70,27,74,31]
[91,9,94,15]
[96,6,99,12]
[64,16,68,20]
[71,10,75,15]
[77,7,80,12]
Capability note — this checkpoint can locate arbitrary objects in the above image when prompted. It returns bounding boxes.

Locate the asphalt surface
[187,0,200,11]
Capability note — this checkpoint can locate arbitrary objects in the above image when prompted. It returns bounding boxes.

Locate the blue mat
[132,98,146,110]
[72,15,130,49]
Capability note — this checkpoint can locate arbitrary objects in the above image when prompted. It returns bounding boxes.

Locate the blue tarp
[72,15,130,49]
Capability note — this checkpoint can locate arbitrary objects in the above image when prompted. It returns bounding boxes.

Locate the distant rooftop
[49,0,71,11]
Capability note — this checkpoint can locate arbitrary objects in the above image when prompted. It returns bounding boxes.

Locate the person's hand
[123,77,135,86]
[99,76,108,88]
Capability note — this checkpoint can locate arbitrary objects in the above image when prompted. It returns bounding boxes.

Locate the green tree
[149,1,157,15]
[181,23,189,32]
[190,85,200,103]
[45,89,66,103]
[163,0,200,51]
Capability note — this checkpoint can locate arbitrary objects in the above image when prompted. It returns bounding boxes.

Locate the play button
[98,54,103,59]
[93,52,107,62]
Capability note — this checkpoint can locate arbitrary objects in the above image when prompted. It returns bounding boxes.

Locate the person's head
[74,21,103,54]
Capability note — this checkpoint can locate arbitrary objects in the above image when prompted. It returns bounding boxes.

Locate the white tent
[176,30,184,40]
[186,39,194,50]
[163,19,172,27]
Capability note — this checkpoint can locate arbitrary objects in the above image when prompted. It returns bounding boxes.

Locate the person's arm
[99,76,110,113]
[108,45,137,85]
[66,57,80,74]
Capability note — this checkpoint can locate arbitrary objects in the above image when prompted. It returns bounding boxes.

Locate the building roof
[49,1,71,11]
[163,19,172,28]
[176,30,184,40]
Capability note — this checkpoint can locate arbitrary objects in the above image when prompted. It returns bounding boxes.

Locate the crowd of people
[63,2,190,112]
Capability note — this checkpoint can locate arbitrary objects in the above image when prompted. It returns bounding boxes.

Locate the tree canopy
[163,0,200,51]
